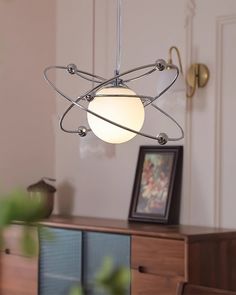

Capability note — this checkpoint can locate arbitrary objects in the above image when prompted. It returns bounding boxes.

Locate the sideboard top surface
[39,215,236,242]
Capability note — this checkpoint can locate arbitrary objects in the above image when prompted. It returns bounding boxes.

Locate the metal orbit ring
[43,59,184,145]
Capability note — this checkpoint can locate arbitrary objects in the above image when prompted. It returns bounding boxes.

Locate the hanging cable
[115,0,122,76]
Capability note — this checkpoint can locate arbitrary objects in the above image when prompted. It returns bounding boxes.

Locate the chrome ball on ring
[156,59,167,71]
[67,64,77,75]
[78,126,88,137]
[157,133,168,145]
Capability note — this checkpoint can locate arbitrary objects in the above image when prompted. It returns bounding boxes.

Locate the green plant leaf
[0,190,44,224]
[21,226,38,257]
[96,257,130,295]
[0,189,44,256]
[69,285,83,295]
[39,226,55,242]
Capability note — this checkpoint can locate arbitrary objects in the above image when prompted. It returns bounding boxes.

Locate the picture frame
[128,145,183,224]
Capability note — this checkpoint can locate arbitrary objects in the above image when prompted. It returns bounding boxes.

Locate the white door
[185,0,236,228]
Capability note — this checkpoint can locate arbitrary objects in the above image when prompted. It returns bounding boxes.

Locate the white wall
[55,0,236,228]
[0,0,56,192]
[3,0,235,228]
[55,0,186,219]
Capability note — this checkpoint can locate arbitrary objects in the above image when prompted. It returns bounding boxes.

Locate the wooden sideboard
[0,225,38,295]
[1,215,236,295]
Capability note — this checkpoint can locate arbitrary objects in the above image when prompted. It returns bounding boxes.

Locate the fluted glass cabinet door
[83,232,130,295]
[39,227,82,295]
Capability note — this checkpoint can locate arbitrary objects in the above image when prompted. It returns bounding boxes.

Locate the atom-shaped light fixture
[44,0,184,145]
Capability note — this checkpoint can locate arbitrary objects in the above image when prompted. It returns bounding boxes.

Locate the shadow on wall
[57,181,75,216]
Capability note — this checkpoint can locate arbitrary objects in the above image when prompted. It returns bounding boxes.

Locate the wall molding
[184,0,196,224]
[214,14,236,227]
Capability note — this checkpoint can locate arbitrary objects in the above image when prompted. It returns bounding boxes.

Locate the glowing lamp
[87,86,145,144]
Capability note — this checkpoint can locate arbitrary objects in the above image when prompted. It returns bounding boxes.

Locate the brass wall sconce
[168,46,210,98]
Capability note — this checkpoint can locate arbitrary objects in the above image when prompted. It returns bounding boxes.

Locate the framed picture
[128,145,183,224]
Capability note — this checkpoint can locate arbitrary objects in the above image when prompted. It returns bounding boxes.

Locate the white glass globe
[87,86,145,144]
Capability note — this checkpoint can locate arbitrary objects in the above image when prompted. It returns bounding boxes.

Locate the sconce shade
[170,72,185,92]
[157,68,185,93]
[87,86,145,144]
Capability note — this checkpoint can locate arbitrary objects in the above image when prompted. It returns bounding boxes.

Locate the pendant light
[44,0,184,145]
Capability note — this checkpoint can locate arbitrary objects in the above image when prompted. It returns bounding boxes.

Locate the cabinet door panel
[131,269,183,295]
[2,225,37,256]
[39,227,82,295]
[83,232,130,295]
[1,254,38,295]
[0,225,38,295]
[132,235,184,277]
